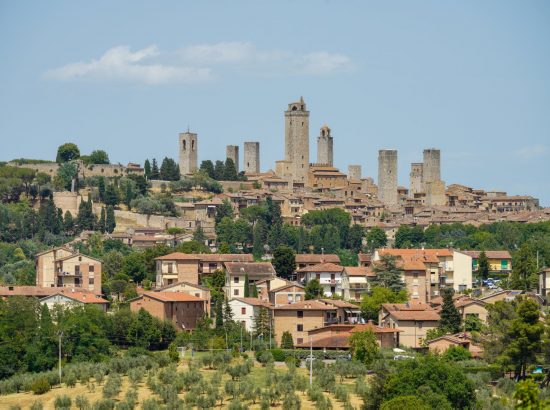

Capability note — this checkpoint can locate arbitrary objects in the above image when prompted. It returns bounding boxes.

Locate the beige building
[228,297,273,332]
[427,333,483,357]
[272,300,337,346]
[155,281,211,314]
[224,262,276,299]
[130,292,206,331]
[296,262,344,297]
[295,254,341,270]
[284,97,310,183]
[36,247,102,295]
[39,292,109,312]
[268,282,305,306]
[538,268,550,302]
[341,266,373,301]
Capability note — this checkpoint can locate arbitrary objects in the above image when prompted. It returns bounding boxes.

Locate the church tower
[317,124,333,166]
[284,97,309,182]
[179,131,198,176]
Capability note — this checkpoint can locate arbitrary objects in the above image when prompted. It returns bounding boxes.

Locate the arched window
[182,140,187,151]
[192,140,195,150]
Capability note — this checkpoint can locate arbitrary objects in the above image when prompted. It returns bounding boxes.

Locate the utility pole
[309,336,313,386]
[58,331,63,381]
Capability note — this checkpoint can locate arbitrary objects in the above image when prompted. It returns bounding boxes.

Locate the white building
[341,266,373,301]
[225,262,276,299]
[296,262,344,298]
[228,297,273,332]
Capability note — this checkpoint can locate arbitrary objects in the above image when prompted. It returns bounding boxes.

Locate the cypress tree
[252,219,268,258]
[215,298,224,329]
[477,251,490,283]
[144,159,151,180]
[106,205,116,233]
[439,287,462,334]
[244,273,250,297]
[124,183,134,208]
[104,184,119,206]
[99,207,106,233]
[251,284,258,298]
[63,210,74,234]
[223,158,238,181]
[98,177,106,202]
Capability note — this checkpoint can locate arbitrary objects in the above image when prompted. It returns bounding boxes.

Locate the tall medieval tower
[317,125,333,166]
[179,131,198,176]
[378,149,398,205]
[284,97,309,182]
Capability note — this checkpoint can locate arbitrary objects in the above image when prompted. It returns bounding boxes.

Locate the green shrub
[282,392,301,410]
[258,351,274,366]
[92,399,115,410]
[64,372,78,388]
[54,395,72,410]
[31,377,51,395]
[269,348,285,361]
[30,402,44,410]
[75,394,91,410]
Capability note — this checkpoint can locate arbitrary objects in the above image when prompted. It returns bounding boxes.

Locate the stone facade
[422,148,441,186]
[284,97,310,182]
[377,149,398,205]
[179,131,198,175]
[348,165,361,180]
[409,163,424,197]
[226,145,239,172]
[316,125,333,166]
[243,142,260,174]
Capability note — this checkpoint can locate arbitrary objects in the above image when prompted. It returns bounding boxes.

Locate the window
[418,322,423,329]
[234,276,239,284]
[296,295,302,301]
[167,263,173,274]
[297,324,303,332]
[234,289,239,296]
[297,338,303,345]
[501,260,509,269]
[89,278,94,285]
[89,265,95,273]
[297,310,303,318]
[75,277,80,286]
[241,307,246,315]
[75,266,80,275]
[287,294,293,302]
[195,293,200,297]
[413,272,418,278]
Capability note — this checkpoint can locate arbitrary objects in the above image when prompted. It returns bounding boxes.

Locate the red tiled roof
[232,297,273,308]
[357,253,372,263]
[270,282,305,293]
[0,286,95,297]
[224,262,276,276]
[155,252,201,261]
[378,248,453,257]
[295,254,341,264]
[460,250,512,259]
[297,262,344,273]
[142,292,205,302]
[273,300,337,311]
[388,310,440,321]
[42,292,108,304]
[319,299,359,309]
[343,266,375,277]
[381,302,432,312]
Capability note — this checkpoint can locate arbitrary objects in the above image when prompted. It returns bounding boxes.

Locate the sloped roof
[273,300,337,311]
[156,281,209,292]
[295,254,341,264]
[319,299,359,309]
[231,297,273,308]
[388,310,440,321]
[270,282,305,293]
[0,286,95,297]
[41,292,108,304]
[357,253,372,263]
[224,262,276,277]
[381,302,433,312]
[141,292,205,302]
[155,252,201,261]
[460,250,512,259]
[297,262,344,273]
[343,266,375,277]
[55,253,102,263]
[378,248,453,257]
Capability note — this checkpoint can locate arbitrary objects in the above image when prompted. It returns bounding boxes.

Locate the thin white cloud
[45,42,354,85]
[45,45,212,84]
[515,144,548,160]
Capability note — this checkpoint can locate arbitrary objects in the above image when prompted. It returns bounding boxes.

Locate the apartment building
[36,247,102,295]
[296,262,344,297]
[295,254,341,270]
[228,298,273,332]
[341,266,373,301]
[225,262,276,299]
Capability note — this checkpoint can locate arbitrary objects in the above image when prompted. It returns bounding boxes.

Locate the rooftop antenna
[187,124,190,133]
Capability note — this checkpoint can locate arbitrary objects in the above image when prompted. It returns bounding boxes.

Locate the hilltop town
[1,97,550,409]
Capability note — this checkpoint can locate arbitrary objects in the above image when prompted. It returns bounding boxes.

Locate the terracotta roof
[297,262,344,273]
[35,246,73,257]
[388,310,440,321]
[350,323,403,334]
[141,292,205,302]
[460,250,512,259]
[270,282,305,293]
[295,254,341,264]
[231,297,273,308]
[454,297,486,308]
[55,253,102,263]
[382,302,433,312]
[200,254,254,263]
[273,300,337,311]
[0,286,95,297]
[319,299,359,309]
[378,248,453,257]
[357,253,371,263]
[224,262,276,277]
[41,292,108,304]
[155,252,201,261]
[155,281,209,291]
[343,266,375,277]
[296,334,351,349]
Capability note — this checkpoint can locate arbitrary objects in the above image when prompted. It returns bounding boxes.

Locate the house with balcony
[296,262,345,297]
[224,262,276,299]
[295,254,341,270]
[36,247,102,295]
[341,266,374,301]
[459,250,512,276]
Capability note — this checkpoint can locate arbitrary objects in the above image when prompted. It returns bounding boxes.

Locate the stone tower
[348,165,362,180]
[244,142,260,174]
[422,148,441,186]
[377,149,398,205]
[284,97,309,182]
[179,131,198,176]
[409,163,424,197]
[226,145,239,173]
[316,125,333,166]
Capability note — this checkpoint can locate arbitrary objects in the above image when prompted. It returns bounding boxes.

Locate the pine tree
[370,254,405,293]
[76,195,95,231]
[99,207,106,233]
[106,206,116,233]
[223,298,234,324]
[251,284,258,298]
[224,158,238,181]
[439,287,461,334]
[200,160,215,178]
[25,304,57,372]
[151,158,160,179]
[477,251,490,283]
[144,159,151,180]
[124,183,134,208]
[244,273,250,297]
[214,160,225,180]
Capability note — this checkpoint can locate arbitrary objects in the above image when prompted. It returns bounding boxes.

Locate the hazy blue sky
[1,1,549,205]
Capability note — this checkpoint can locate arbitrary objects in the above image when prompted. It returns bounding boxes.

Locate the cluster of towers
[377,148,445,206]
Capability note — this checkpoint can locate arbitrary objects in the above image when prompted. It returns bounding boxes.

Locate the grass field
[2,357,365,409]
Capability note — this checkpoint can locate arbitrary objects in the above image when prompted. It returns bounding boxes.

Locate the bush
[282,392,301,410]
[30,402,43,410]
[92,399,115,410]
[269,349,285,362]
[64,372,78,388]
[31,377,51,395]
[442,346,472,362]
[54,395,72,410]
[380,396,430,410]
[75,394,91,410]
[258,351,274,366]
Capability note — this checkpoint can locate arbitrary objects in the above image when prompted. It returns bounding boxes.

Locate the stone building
[377,149,398,205]
[284,97,310,182]
[409,163,423,198]
[244,142,260,174]
[179,131,198,175]
[422,148,441,186]
[316,125,333,166]
[348,165,361,180]
[226,145,239,172]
